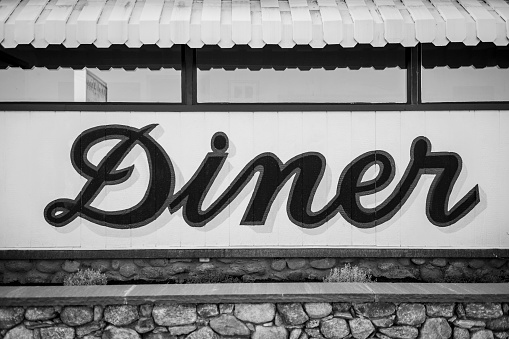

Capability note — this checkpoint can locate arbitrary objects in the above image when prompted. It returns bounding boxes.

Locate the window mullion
[182,46,197,105]
[407,44,422,105]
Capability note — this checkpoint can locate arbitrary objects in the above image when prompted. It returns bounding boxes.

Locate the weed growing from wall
[323,263,374,283]
[64,268,108,286]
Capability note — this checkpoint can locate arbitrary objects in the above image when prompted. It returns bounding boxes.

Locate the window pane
[421,43,509,103]
[422,67,509,102]
[198,68,406,103]
[0,68,181,102]
[0,45,181,103]
[197,45,407,103]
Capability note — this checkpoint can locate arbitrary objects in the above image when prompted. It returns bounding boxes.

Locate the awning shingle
[1,0,508,48]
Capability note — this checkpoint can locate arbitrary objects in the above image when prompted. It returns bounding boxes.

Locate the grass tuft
[323,263,374,283]
[63,268,108,286]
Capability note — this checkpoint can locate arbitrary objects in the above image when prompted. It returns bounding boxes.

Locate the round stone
[149,259,169,267]
[144,333,174,339]
[471,330,495,339]
[25,307,57,321]
[62,260,80,273]
[4,261,33,272]
[287,258,307,270]
[209,314,250,336]
[469,259,486,269]
[398,258,411,266]
[454,319,487,329]
[487,316,509,331]
[444,265,466,282]
[153,304,197,326]
[25,271,50,284]
[379,326,418,339]
[219,304,234,314]
[185,326,219,339]
[252,326,287,339]
[51,271,67,284]
[454,327,470,339]
[102,326,141,339]
[140,267,164,280]
[119,263,138,278]
[243,261,267,274]
[0,307,25,329]
[40,325,75,339]
[133,259,150,267]
[35,261,62,273]
[419,318,452,339]
[60,306,94,326]
[309,258,336,269]
[466,303,504,319]
[304,303,332,319]
[425,303,455,318]
[349,318,374,339]
[104,305,139,326]
[94,306,103,321]
[277,303,309,325]
[139,304,153,318]
[488,259,506,268]
[271,260,287,272]
[135,317,155,334]
[234,303,276,324]
[396,303,426,326]
[378,261,397,271]
[289,328,302,339]
[168,325,197,335]
[420,265,444,282]
[353,303,396,318]
[90,260,110,273]
[332,303,351,313]
[197,304,219,318]
[371,316,395,328]
[111,260,121,270]
[76,321,104,337]
[430,258,448,267]
[411,258,426,265]
[320,318,350,339]
[4,325,33,339]
[380,267,418,280]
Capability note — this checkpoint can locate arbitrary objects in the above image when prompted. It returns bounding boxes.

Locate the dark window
[196,45,407,103]
[0,45,182,103]
[421,43,509,103]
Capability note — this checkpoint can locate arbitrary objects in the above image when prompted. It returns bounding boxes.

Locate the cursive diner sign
[44,124,480,230]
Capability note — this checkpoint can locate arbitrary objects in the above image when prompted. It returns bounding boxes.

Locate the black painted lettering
[46,126,480,230]
[44,124,174,229]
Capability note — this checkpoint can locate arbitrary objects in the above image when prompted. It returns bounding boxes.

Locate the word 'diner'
[44,124,480,230]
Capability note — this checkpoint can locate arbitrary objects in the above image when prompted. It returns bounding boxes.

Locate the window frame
[0,44,508,111]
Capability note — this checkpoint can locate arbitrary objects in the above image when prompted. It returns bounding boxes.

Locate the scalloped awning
[0,0,508,48]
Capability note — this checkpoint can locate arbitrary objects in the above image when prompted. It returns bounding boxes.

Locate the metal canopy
[0,0,508,48]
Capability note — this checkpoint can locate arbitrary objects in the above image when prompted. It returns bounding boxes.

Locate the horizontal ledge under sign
[0,111,508,249]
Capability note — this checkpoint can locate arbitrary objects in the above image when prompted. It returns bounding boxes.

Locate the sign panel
[0,111,507,250]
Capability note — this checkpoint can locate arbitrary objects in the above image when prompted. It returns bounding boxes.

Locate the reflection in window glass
[198,68,406,103]
[0,68,181,102]
[197,45,407,103]
[421,43,509,102]
[422,66,509,102]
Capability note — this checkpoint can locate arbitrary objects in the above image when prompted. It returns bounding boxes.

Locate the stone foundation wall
[1,301,509,339]
[1,257,508,285]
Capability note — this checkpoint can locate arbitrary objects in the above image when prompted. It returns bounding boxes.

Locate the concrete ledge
[1,283,509,306]
[1,248,508,259]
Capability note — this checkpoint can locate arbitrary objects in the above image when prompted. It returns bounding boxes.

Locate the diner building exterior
[0,0,508,284]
